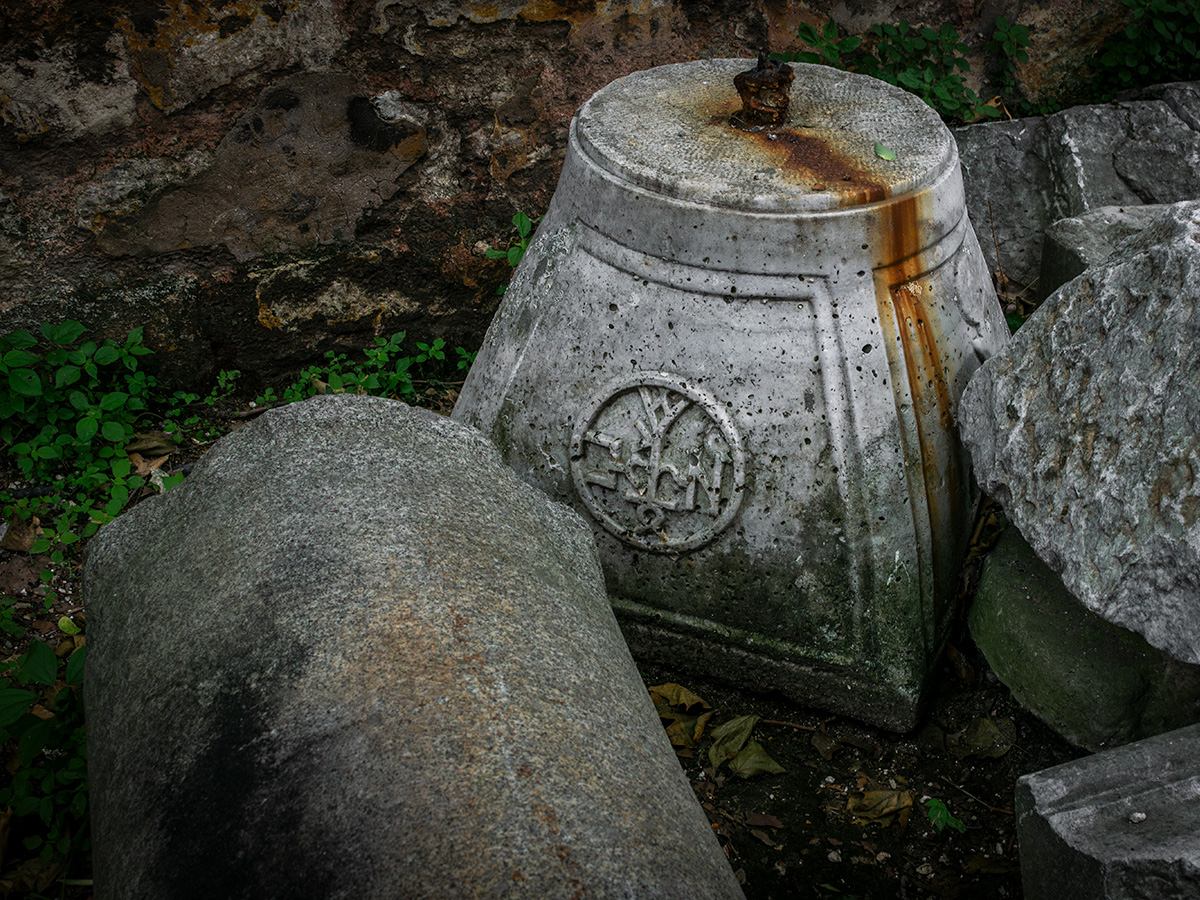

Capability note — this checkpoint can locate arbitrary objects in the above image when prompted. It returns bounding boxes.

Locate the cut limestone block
[971,525,1200,751]
[1017,723,1200,900]
[961,201,1200,669]
[85,394,744,900]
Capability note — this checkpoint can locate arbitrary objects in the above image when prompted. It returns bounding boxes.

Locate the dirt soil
[636,621,1085,900]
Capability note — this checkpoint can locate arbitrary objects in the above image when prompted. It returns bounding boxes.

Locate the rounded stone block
[971,525,1200,751]
[85,395,743,900]
[454,60,1009,730]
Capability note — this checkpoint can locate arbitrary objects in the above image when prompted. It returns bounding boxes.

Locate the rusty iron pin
[730,51,794,132]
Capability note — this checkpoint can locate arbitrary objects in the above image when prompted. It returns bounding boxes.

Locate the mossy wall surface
[0,1,1124,390]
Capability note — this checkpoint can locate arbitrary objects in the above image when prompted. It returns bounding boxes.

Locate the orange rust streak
[878,194,963,623]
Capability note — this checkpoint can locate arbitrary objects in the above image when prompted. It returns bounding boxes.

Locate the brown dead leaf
[649,683,713,749]
[0,554,50,594]
[0,856,64,895]
[948,716,1016,759]
[846,789,914,826]
[811,731,840,760]
[750,829,779,848]
[128,452,170,478]
[0,517,39,553]
[746,812,784,829]
[125,432,178,457]
[649,683,709,711]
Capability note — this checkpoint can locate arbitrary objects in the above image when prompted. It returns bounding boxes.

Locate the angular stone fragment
[961,201,1200,668]
[1038,204,1172,301]
[85,395,743,900]
[1017,723,1200,900]
[954,85,1200,291]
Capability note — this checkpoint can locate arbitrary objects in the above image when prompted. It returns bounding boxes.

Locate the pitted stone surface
[85,395,743,900]
[456,59,1008,730]
[577,59,954,211]
[961,201,1200,667]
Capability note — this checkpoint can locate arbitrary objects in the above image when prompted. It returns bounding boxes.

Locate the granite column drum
[453,61,1009,730]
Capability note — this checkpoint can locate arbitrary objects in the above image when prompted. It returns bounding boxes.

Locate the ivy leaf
[18,641,58,686]
[0,688,38,729]
[874,141,897,160]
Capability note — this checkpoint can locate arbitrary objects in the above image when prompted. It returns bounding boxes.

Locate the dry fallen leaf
[948,716,1016,759]
[129,452,170,478]
[125,432,179,457]
[746,811,784,829]
[708,715,758,770]
[0,517,39,553]
[750,829,779,847]
[811,731,840,760]
[649,683,713,749]
[728,739,787,779]
[846,789,914,826]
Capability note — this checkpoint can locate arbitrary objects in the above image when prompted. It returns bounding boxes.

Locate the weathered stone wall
[0,1,1124,391]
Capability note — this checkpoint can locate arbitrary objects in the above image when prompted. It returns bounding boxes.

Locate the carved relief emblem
[570,373,746,552]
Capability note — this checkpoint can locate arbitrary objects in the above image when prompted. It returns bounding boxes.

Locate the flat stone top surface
[576,59,955,212]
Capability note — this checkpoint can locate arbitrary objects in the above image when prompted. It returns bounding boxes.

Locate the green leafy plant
[486,211,538,295]
[0,322,172,585]
[1093,0,1200,98]
[789,19,864,67]
[924,797,966,833]
[254,332,476,408]
[859,22,998,123]
[775,17,1041,123]
[988,15,1032,112]
[0,628,89,871]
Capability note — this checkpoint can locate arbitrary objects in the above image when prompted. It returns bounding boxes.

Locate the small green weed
[861,22,995,122]
[924,797,967,833]
[254,332,472,408]
[0,322,182,585]
[0,625,88,873]
[987,16,1033,114]
[789,19,864,68]
[486,211,538,295]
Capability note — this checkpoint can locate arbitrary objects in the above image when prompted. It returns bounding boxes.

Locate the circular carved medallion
[570,372,746,552]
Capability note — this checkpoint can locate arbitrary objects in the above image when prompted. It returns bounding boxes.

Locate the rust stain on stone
[875,193,963,622]
[702,110,886,205]
[751,129,886,204]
